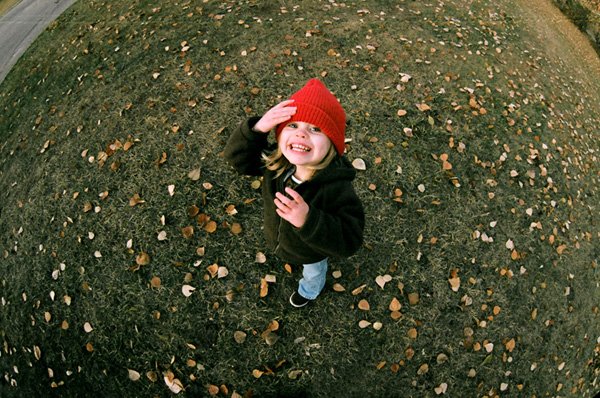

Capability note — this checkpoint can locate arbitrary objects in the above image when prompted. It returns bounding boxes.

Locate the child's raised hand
[253,100,297,133]
[274,187,309,228]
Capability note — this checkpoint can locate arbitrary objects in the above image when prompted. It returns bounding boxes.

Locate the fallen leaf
[255,252,267,263]
[352,284,367,296]
[352,158,366,170]
[230,223,242,235]
[417,363,429,375]
[358,320,371,329]
[182,226,194,238]
[136,252,150,266]
[408,328,418,339]
[373,322,383,331]
[188,168,201,181]
[206,264,219,278]
[358,299,370,311]
[204,221,217,233]
[408,292,420,305]
[182,285,196,297]
[434,383,448,395]
[83,322,93,333]
[505,338,516,352]
[150,276,161,288]
[252,369,264,379]
[168,185,175,196]
[333,283,346,292]
[164,371,183,394]
[375,274,392,289]
[129,193,145,207]
[217,266,229,279]
[416,103,431,112]
[234,331,247,344]
[157,231,167,241]
[556,244,567,255]
[128,369,141,381]
[389,297,402,312]
[259,278,268,297]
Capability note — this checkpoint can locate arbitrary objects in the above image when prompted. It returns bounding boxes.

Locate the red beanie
[276,79,346,155]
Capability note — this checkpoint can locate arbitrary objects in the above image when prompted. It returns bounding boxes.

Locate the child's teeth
[291,144,310,152]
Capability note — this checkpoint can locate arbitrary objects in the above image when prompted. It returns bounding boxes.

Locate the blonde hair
[262,144,337,179]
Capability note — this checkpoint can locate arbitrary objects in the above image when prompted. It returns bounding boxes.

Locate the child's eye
[310,127,322,134]
[287,123,298,129]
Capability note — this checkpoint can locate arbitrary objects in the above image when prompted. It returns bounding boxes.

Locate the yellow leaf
[556,244,567,255]
[505,338,516,352]
[416,103,431,112]
[259,278,268,297]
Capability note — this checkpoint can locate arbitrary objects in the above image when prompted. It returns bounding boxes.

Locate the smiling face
[278,121,333,179]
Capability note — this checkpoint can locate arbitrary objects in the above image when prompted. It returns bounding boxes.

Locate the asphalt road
[0,0,77,85]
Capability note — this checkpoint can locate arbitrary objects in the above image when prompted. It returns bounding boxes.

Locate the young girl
[224,79,364,307]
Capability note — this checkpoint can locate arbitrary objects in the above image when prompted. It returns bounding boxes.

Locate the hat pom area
[275,79,346,155]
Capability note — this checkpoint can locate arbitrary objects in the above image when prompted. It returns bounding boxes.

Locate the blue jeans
[298,258,328,300]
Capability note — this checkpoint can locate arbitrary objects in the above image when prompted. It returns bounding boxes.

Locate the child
[224,79,364,307]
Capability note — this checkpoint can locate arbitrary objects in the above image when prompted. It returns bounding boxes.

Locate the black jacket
[224,117,365,265]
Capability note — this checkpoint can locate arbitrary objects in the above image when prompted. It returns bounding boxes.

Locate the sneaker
[289,291,310,308]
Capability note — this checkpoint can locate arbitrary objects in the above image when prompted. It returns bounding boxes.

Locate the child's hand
[274,187,309,228]
[253,100,297,133]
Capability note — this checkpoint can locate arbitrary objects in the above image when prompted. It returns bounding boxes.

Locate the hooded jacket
[224,117,365,265]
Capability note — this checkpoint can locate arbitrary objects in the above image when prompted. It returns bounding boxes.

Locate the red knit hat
[276,79,346,155]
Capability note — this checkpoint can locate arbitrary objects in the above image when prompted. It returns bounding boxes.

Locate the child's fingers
[275,192,294,208]
[284,187,304,203]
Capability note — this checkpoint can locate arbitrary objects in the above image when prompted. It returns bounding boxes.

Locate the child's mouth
[290,144,311,153]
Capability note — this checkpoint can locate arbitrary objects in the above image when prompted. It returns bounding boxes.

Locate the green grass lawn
[0,1,598,397]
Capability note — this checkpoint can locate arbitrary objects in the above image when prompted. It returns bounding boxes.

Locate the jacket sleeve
[223,117,270,176]
[295,182,365,258]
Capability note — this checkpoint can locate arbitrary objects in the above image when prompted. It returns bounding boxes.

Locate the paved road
[0,0,77,85]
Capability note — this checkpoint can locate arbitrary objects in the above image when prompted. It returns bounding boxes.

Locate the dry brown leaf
[255,252,267,263]
[408,292,420,305]
[556,244,567,255]
[358,299,370,311]
[230,223,242,235]
[234,331,247,344]
[150,276,161,288]
[128,369,141,381]
[129,193,145,207]
[182,226,194,239]
[352,284,367,296]
[389,297,401,312]
[136,252,150,266]
[505,338,516,352]
[333,283,346,292]
[416,103,431,112]
[206,264,219,278]
[252,369,264,379]
[408,328,418,339]
[259,278,269,297]
[204,220,217,233]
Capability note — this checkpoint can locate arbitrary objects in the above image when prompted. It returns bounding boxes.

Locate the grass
[0,0,598,397]
[0,0,20,16]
